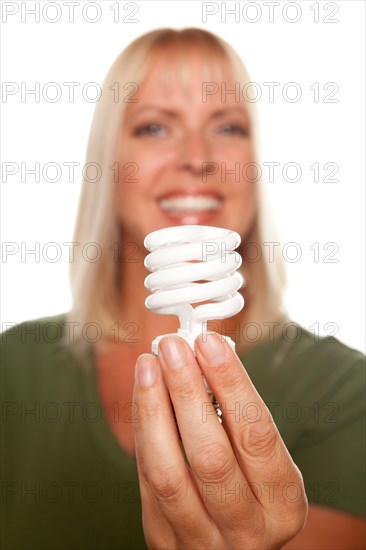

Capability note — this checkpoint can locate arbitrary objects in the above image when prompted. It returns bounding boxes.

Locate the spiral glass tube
[144,225,244,422]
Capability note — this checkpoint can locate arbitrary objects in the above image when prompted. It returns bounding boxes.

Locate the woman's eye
[218,124,248,137]
[133,124,166,137]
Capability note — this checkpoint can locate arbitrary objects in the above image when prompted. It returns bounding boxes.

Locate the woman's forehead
[134,49,238,104]
[157,47,231,77]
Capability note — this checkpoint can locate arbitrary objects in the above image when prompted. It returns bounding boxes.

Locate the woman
[1,29,365,549]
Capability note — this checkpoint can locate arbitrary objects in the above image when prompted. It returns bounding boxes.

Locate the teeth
[159,195,221,214]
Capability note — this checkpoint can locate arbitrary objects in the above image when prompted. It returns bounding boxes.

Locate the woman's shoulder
[242,320,365,417]
[1,312,68,353]
[0,312,89,404]
[244,319,365,372]
[0,312,79,380]
[278,322,365,376]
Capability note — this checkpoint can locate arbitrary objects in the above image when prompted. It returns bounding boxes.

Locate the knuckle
[283,484,308,536]
[138,400,164,422]
[219,370,244,393]
[148,466,187,504]
[271,480,308,543]
[191,442,236,484]
[172,382,199,403]
[275,500,308,544]
[212,357,238,382]
[239,420,279,462]
[289,503,308,538]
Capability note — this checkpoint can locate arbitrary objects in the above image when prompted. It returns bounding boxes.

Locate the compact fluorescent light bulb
[144,225,244,419]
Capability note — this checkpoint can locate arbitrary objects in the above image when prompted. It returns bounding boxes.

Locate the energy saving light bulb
[144,225,244,421]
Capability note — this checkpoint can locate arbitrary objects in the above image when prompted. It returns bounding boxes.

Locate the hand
[133,333,307,549]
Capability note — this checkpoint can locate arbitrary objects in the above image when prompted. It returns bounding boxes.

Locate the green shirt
[1,313,365,550]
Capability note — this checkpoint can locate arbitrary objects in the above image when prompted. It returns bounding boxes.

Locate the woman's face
[114,49,257,245]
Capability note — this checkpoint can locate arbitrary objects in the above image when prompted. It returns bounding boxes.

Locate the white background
[1,0,365,353]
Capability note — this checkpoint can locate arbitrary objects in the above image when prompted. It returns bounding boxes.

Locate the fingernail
[196,332,228,366]
[159,336,188,369]
[136,354,156,387]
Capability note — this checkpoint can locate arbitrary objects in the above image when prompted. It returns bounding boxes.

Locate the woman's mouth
[157,193,223,224]
[159,194,222,214]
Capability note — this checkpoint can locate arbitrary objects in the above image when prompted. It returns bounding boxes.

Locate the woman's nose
[177,131,212,176]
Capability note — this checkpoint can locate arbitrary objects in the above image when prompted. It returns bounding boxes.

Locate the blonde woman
[2,29,365,550]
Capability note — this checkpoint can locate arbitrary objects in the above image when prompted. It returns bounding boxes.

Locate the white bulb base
[151,331,236,357]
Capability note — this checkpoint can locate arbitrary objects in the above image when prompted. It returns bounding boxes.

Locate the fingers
[134,334,307,549]
[133,353,218,548]
[195,333,308,531]
[156,337,264,537]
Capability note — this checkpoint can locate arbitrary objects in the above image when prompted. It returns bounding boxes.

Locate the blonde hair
[61,28,288,364]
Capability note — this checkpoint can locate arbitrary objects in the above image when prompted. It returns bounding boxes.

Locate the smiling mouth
[158,194,223,215]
